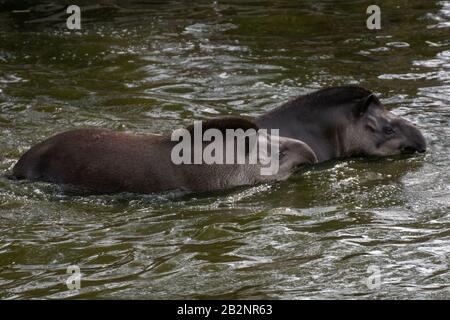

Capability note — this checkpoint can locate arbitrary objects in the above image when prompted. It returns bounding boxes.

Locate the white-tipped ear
[278,137,317,172]
[354,94,378,117]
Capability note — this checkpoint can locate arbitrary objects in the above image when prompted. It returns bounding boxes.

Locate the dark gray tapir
[255,86,426,162]
[12,118,317,194]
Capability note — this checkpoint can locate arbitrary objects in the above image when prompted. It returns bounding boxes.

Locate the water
[0,0,449,299]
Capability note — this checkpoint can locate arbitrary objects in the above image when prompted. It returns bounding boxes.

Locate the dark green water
[0,0,449,299]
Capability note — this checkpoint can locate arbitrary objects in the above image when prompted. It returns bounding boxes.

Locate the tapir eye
[383,126,395,135]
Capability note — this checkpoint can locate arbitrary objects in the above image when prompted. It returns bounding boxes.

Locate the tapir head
[350,94,426,157]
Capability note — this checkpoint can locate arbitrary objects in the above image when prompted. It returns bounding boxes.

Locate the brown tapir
[12,118,317,194]
[256,86,426,162]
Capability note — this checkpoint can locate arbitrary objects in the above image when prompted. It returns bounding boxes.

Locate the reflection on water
[0,1,449,299]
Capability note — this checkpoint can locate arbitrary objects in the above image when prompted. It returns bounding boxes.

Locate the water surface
[0,0,449,299]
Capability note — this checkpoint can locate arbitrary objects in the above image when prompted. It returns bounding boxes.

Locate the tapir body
[12,118,317,194]
[256,86,426,162]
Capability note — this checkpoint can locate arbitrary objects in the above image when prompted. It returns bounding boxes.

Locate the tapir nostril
[402,145,426,154]
[417,147,426,153]
[416,141,426,153]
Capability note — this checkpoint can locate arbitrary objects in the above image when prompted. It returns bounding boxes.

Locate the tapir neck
[255,106,349,162]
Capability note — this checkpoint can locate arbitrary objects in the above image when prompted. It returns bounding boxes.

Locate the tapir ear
[278,137,318,170]
[353,94,378,117]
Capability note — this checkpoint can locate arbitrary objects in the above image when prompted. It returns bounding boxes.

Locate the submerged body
[12,118,317,194]
[256,86,426,162]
